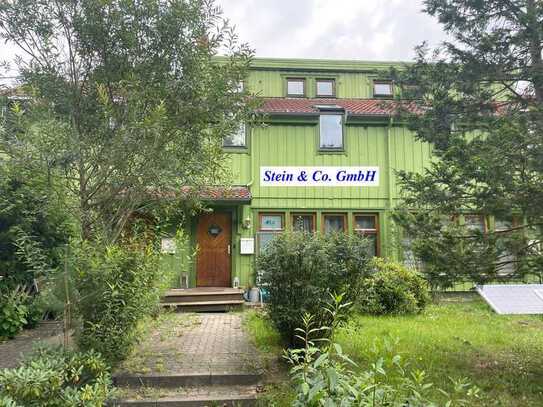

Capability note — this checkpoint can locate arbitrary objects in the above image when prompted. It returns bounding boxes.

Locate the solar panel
[476,284,543,315]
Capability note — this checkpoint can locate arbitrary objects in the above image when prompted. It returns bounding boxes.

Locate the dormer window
[316,79,335,97]
[286,78,305,97]
[373,81,393,97]
[319,113,343,150]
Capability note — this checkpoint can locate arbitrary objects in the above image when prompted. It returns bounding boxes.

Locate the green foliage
[0,0,256,242]
[391,0,543,282]
[257,231,372,344]
[243,310,284,354]
[73,239,165,365]
[0,290,28,340]
[357,258,430,315]
[285,295,480,406]
[0,165,69,288]
[0,346,112,406]
[338,298,543,406]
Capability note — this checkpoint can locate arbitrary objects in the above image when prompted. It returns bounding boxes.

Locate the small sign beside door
[240,238,255,254]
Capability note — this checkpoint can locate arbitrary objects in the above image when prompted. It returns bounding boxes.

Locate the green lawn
[246,296,543,406]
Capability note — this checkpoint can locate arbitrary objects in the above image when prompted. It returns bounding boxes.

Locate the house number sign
[260,166,379,187]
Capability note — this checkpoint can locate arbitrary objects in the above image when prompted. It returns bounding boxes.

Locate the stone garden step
[110,384,259,406]
[113,371,262,388]
[112,313,265,407]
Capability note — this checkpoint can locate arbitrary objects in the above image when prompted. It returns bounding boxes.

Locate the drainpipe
[387,117,394,210]
[386,117,394,259]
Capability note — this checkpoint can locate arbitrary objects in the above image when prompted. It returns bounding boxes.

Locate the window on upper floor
[223,123,246,148]
[319,114,343,150]
[316,79,335,97]
[286,78,305,97]
[373,81,393,97]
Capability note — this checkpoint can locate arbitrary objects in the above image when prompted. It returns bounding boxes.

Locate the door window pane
[316,80,335,97]
[292,214,315,232]
[287,79,305,96]
[319,114,343,149]
[260,214,284,231]
[323,214,345,233]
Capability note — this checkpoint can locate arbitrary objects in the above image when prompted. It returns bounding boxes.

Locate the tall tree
[392,0,543,288]
[0,0,255,242]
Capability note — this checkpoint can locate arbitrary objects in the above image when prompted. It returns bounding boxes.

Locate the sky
[0,0,448,82]
[216,0,448,61]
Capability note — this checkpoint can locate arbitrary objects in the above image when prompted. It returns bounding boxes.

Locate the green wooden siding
[247,70,378,99]
[228,124,432,206]
[162,58,434,289]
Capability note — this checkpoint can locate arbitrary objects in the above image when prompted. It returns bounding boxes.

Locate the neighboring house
[165,57,439,289]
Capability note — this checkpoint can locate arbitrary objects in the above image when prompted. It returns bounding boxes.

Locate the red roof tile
[180,186,251,202]
[257,98,417,116]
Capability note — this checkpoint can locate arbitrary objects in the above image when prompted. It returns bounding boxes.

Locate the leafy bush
[0,166,70,289]
[286,295,480,406]
[73,240,165,365]
[0,346,112,406]
[258,231,372,344]
[0,290,28,339]
[357,258,430,315]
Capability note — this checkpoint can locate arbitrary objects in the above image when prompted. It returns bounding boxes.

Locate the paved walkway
[174,313,261,373]
[117,312,263,377]
[0,322,64,370]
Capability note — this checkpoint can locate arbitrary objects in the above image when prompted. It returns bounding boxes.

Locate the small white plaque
[240,238,255,254]
[161,238,176,254]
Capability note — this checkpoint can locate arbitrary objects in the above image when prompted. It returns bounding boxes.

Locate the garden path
[117,312,263,377]
[0,322,64,369]
[113,312,265,404]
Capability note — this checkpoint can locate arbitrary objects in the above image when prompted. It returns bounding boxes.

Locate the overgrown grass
[336,295,543,406]
[245,297,543,406]
[243,309,283,354]
[243,310,294,406]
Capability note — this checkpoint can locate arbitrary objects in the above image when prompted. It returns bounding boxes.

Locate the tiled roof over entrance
[257,98,418,116]
[180,186,251,202]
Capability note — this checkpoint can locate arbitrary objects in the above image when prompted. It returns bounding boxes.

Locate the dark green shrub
[73,240,165,365]
[0,346,112,406]
[257,231,372,344]
[358,258,430,315]
[0,290,28,339]
[0,167,70,289]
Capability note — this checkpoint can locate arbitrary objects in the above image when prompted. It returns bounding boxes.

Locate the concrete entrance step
[161,301,244,313]
[110,384,259,406]
[160,288,245,312]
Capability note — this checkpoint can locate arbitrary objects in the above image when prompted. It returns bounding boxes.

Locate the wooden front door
[196,212,232,287]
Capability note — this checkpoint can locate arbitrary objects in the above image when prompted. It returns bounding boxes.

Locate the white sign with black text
[260,166,379,187]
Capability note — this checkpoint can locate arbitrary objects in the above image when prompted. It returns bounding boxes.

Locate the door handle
[228,245,231,255]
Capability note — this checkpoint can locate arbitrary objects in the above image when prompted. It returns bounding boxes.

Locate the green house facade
[165,57,438,290]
